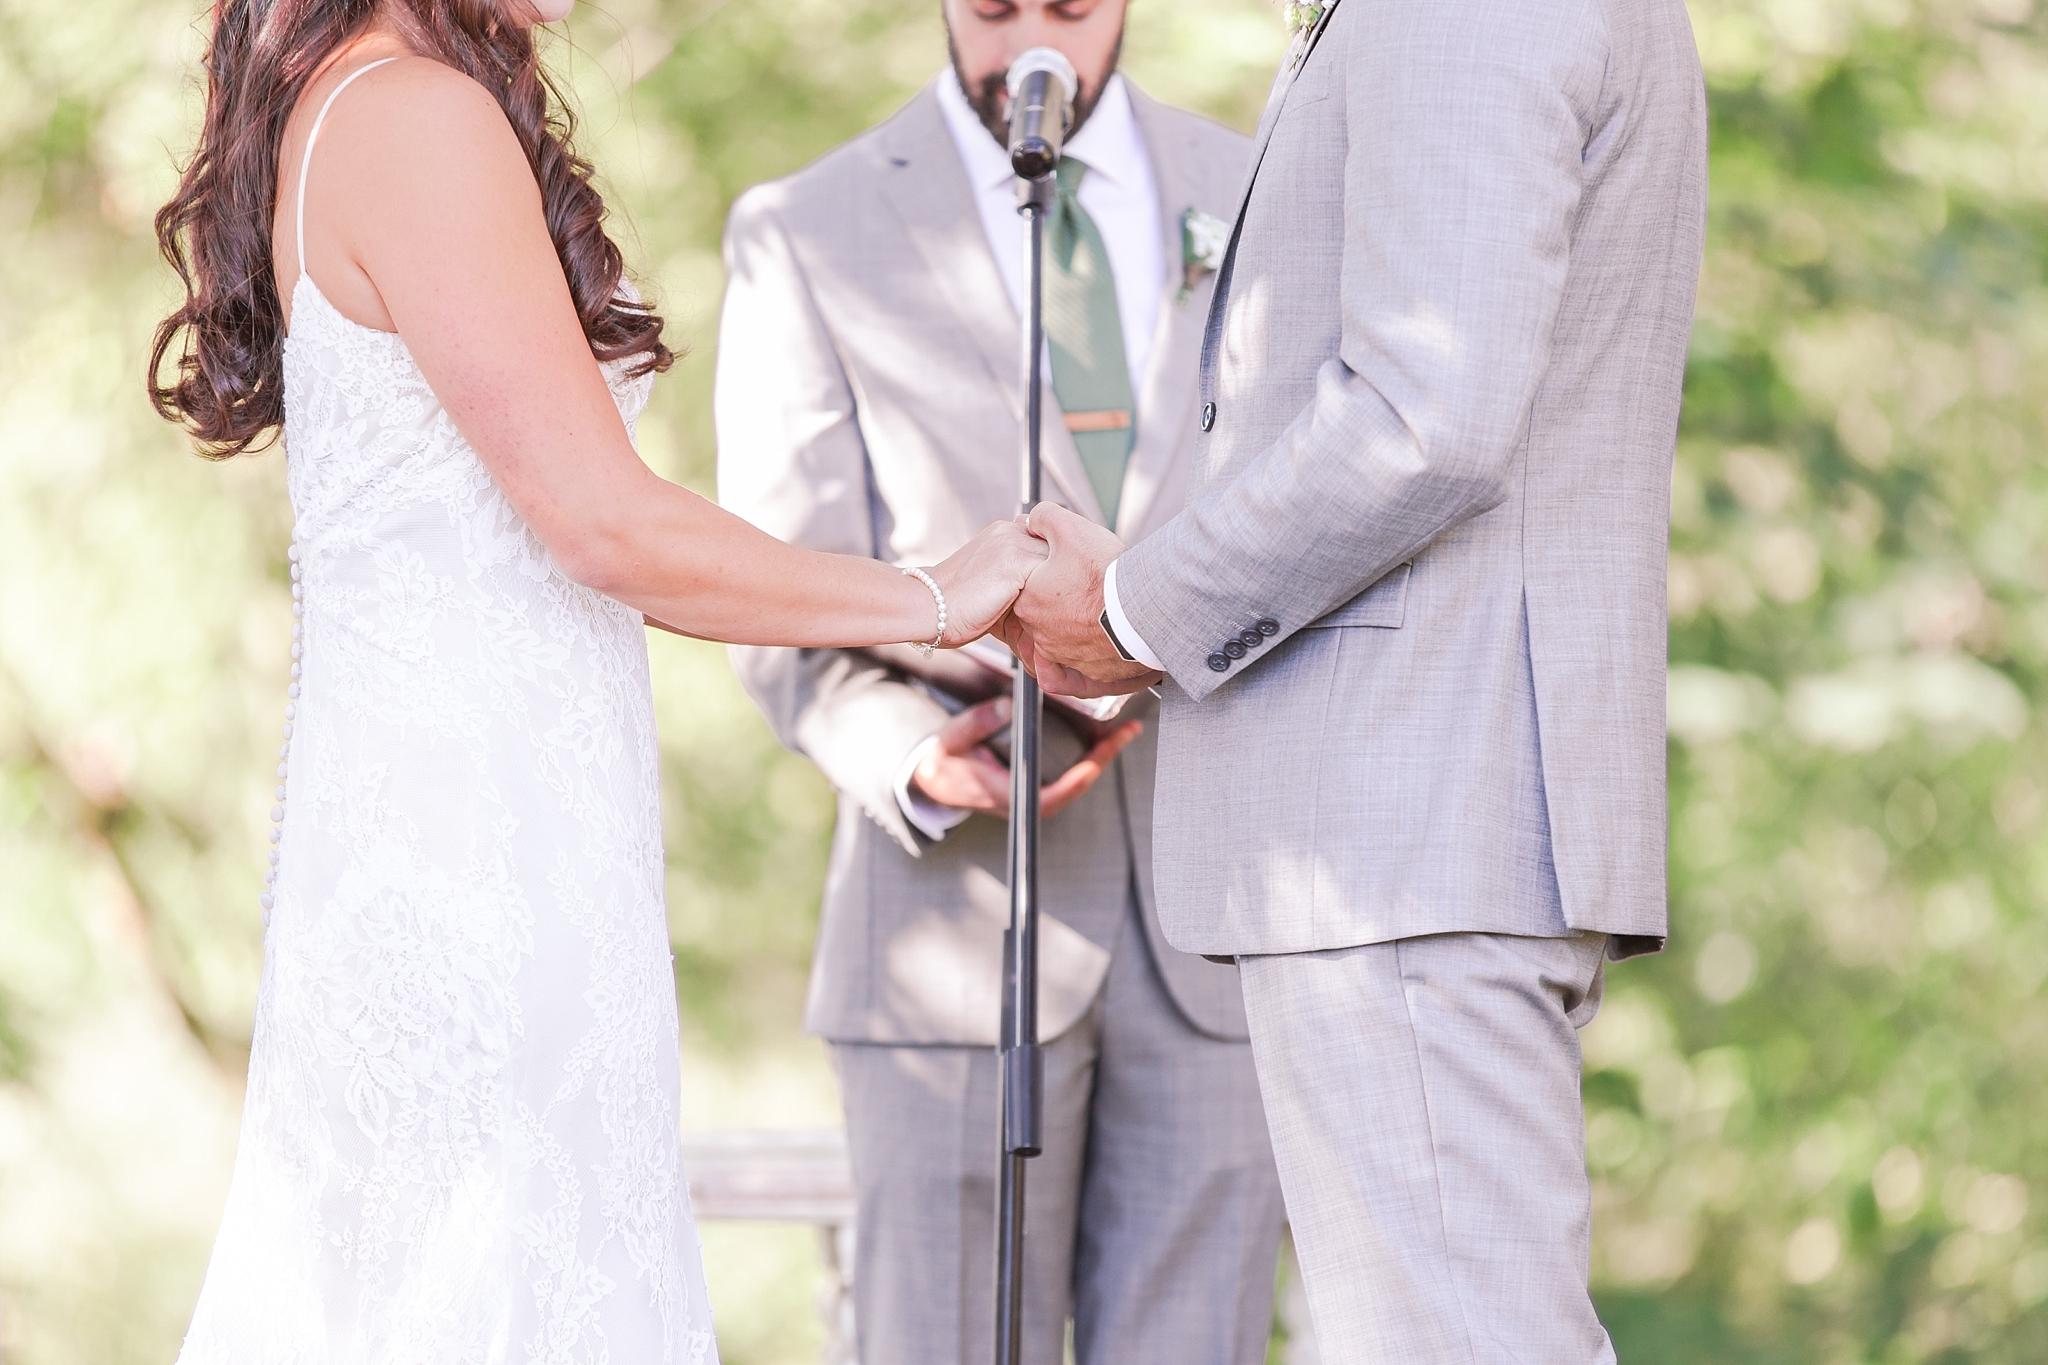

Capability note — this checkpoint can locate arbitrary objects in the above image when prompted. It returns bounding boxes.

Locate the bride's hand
[929,519,1049,646]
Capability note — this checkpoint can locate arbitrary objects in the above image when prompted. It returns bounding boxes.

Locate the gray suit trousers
[1238,932,1613,1365]
[831,901,1285,1365]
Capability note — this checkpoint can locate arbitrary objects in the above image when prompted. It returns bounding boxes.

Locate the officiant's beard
[948,29,1123,151]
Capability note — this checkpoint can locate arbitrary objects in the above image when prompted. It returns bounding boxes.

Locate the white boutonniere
[1280,0,1339,68]
[1179,207,1230,302]
[1283,1,1326,34]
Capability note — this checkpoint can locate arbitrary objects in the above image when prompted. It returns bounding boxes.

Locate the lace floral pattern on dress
[177,277,715,1365]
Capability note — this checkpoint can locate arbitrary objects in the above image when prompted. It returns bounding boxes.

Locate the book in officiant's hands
[858,637,1136,776]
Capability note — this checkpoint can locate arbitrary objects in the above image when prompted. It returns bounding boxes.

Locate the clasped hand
[910,505,1161,819]
[924,503,1160,697]
[996,503,1163,699]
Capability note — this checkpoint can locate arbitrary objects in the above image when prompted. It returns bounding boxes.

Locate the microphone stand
[995,166,1055,1365]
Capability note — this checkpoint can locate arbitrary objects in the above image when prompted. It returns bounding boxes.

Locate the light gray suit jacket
[1116,0,1708,956]
[717,81,1254,1045]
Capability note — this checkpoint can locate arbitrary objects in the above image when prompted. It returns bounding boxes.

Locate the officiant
[714,2,1279,1362]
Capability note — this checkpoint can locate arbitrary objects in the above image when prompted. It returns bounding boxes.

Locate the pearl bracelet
[902,566,947,659]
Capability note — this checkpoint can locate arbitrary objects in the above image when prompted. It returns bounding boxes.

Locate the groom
[1005,0,1708,1358]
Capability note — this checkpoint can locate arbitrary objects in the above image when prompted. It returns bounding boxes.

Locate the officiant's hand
[912,695,1143,818]
[929,519,1051,647]
[998,503,1163,697]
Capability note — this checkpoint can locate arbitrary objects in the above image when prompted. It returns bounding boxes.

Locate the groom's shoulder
[725,83,942,242]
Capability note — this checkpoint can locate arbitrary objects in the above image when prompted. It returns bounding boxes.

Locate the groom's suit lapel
[1202,0,1345,384]
[1241,0,1345,203]
[874,86,1108,525]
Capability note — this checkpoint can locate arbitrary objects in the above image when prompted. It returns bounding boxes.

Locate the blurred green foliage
[1596,1,2048,1360]
[0,0,2043,1362]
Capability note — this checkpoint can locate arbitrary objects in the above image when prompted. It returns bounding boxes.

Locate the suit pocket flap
[1303,563,1411,630]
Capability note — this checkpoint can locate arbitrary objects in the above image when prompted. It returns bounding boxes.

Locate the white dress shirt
[896,70,1168,840]
[1102,558,1165,670]
[935,68,1165,404]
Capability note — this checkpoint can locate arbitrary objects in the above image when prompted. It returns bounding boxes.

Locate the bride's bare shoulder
[283,52,543,331]
[350,54,499,118]
[305,53,535,227]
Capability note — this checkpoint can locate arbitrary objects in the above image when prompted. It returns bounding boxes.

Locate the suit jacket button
[1200,402,1216,433]
[1222,639,1248,660]
[1238,629,1264,649]
[1207,652,1231,672]
[1254,618,1280,636]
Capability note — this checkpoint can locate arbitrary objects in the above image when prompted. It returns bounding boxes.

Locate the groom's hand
[1003,503,1163,697]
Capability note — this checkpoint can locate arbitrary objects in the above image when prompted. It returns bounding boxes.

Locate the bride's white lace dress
[178,63,717,1365]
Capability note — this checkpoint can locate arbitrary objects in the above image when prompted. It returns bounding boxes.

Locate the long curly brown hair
[150,0,672,459]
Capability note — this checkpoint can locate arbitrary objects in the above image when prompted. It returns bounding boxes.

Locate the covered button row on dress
[262,543,303,927]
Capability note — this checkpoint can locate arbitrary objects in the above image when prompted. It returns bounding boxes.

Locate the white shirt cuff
[1102,559,1165,672]
[893,734,972,842]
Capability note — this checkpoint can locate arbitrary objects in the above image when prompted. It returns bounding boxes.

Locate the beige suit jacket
[1116,0,1707,954]
[717,80,1253,1045]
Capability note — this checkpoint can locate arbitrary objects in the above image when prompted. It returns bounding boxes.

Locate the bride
[147,0,1043,1359]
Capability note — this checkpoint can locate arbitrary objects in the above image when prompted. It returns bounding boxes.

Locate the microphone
[1005,48,1078,181]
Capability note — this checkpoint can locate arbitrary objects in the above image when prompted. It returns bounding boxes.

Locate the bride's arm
[303,58,1032,648]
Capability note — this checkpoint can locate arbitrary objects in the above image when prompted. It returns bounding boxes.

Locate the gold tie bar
[1062,409,1131,433]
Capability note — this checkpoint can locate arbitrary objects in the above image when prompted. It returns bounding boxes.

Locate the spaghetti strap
[294,57,399,285]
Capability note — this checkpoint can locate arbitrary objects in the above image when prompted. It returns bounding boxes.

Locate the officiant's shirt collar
[938,66,1143,193]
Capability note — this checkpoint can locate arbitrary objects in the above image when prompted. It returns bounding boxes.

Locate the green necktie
[1044,157,1135,529]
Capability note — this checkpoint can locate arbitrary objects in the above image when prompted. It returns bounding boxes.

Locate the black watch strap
[1099,609,1138,663]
